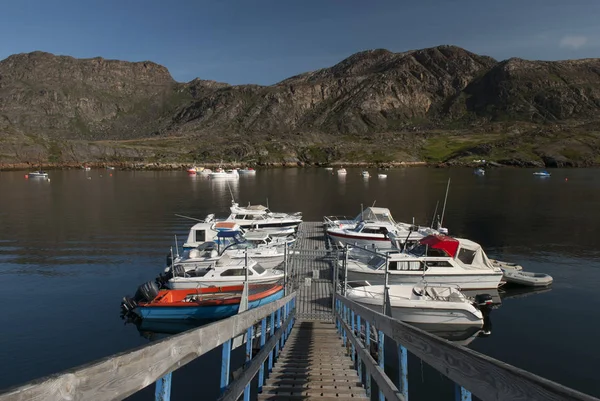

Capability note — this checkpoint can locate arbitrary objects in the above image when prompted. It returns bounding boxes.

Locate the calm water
[1,168,599,399]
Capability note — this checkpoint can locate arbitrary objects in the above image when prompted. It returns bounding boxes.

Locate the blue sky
[1,0,599,85]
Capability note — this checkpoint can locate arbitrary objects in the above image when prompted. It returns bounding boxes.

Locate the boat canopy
[354,207,396,225]
[420,235,460,257]
[454,238,495,269]
[230,202,270,215]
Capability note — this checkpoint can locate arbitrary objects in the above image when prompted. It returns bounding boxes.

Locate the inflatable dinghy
[502,269,553,287]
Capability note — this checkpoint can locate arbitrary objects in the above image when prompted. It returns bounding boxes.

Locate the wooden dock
[259,321,367,400]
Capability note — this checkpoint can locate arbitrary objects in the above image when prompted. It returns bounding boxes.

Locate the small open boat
[378,173,387,179]
[337,167,347,175]
[238,167,256,174]
[361,171,370,178]
[125,283,284,321]
[502,269,553,287]
[325,167,333,171]
[346,283,490,326]
[474,168,485,175]
[533,171,551,177]
[27,171,48,178]
[209,168,239,179]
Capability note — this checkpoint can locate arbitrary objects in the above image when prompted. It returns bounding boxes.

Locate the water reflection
[499,285,552,300]
[410,323,485,346]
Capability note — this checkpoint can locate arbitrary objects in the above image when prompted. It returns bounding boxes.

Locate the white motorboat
[238,167,257,174]
[165,254,284,289]
[325,207,436,250]
[361,171,370,178]
[199,168,212,175]
[337,168,347,175]
[343,235,504,290]
[82,166,91,171]
[378,173,387,179]
[209,168,239,179]
[226,201,302,233]
[27,171,48,178]
[346,284,484,326]
[474,168,485,175]
[325,167,334,171]
[181,217,294,250]
[533,171,551,177]
[502,269,553,287]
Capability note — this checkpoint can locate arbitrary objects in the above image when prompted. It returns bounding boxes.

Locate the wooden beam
[335,294,598,401]
[0,294,295,401]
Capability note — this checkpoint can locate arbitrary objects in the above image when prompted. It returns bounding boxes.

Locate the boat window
[237,215,247,220]
[396,261,425,271]
[361,227,387,235]
[425,260,453,268]
[366,256,386,269]
[354,222,365,232]
[388,261,398,270]
[457,248,477,265]
[195,230,206,242]
[220,268,254,276]
[409,244,449,257]
[252,264,266,274]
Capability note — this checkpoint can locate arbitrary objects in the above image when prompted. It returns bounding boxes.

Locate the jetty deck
[0,222,598,401]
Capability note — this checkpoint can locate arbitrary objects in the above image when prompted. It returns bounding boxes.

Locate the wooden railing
[0,294,296,401]
[335,293,598,401]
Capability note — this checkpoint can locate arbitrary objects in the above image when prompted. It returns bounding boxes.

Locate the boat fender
[134,281,160,303]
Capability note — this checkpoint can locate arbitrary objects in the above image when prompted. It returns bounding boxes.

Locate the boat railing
[334,293,595,401]
[0,294,296,401]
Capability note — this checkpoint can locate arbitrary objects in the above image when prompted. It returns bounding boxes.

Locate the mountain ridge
[2,45,600,167]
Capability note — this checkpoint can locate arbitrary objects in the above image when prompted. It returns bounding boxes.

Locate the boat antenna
[266,197,269,209]
[440,177,451,227]
[402,226,413,253]
[175,214,204,222]
[372,200,377,207]
[430,201,439,228]
[226,180,235,203]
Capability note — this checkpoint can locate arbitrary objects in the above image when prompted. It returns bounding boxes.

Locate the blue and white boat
[533,170,551,177]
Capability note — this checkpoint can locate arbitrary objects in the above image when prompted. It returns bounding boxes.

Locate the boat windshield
[409,244,450,257]
[366,255,386,269]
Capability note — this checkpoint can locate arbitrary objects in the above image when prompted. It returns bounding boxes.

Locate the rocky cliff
[2,46,600,166]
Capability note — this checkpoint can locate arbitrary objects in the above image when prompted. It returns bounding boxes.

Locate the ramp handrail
[335,293,598,401]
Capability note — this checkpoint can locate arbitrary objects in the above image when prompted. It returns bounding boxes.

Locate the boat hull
[327,231,394,249]
[345,270,503,290]
[168,274,284,289]
[355,300,483,325]
[136,289,284,321]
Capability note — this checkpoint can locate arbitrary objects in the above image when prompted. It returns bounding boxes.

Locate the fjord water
[1,168,599,399]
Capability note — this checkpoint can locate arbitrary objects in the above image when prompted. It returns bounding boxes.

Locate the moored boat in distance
[533,170,551,177]
[474,168,485,175]
[337,167,347,175]
[227,201,302,233]
[209,168,239,179]
[26,171,48,178]
[378,173,387,178]
[238,167,256,174]
[361,170,370,178]
[325,167,333,171]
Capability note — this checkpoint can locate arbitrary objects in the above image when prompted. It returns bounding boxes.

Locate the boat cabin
[182,217,241,248]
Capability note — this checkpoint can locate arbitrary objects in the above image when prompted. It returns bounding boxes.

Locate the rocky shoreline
[0,159,593,171]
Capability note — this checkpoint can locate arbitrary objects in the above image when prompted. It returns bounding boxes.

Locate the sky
[1,0,599,85]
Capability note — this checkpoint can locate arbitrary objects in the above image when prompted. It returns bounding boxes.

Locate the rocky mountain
[2,46,600,166]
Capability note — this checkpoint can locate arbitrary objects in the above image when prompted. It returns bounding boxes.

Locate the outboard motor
[120,281,160,319]
[166,252,173,268]
[474,294,493,336]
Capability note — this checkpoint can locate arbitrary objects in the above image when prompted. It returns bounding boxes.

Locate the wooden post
[154,373,172,401]
[258,318,267,391]
[357,315,362,380]
[378,330,385,401]
[365,321,371,396]
[220,339,231,393]
[244,326,253,401]
[351,310,356,362]
[455,384,472,401]
[268,312,275,372]
[398,345,408,400]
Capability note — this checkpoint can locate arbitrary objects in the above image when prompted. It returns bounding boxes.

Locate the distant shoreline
[0,160,586,171]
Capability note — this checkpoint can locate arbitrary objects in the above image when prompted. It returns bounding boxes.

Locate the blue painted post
[279,305,286,350]
[220,339,231,393]
[365,321,371,396]
[268,312,275,372]
[275,307,282,358]
[244,326,253,401]
[350,310,356,362]
[258,317,267,392]
[356,315,362,380]
[455,384,472,401]
[378,330,385,401]
[398,345,408,400]
[154,372,172,401]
